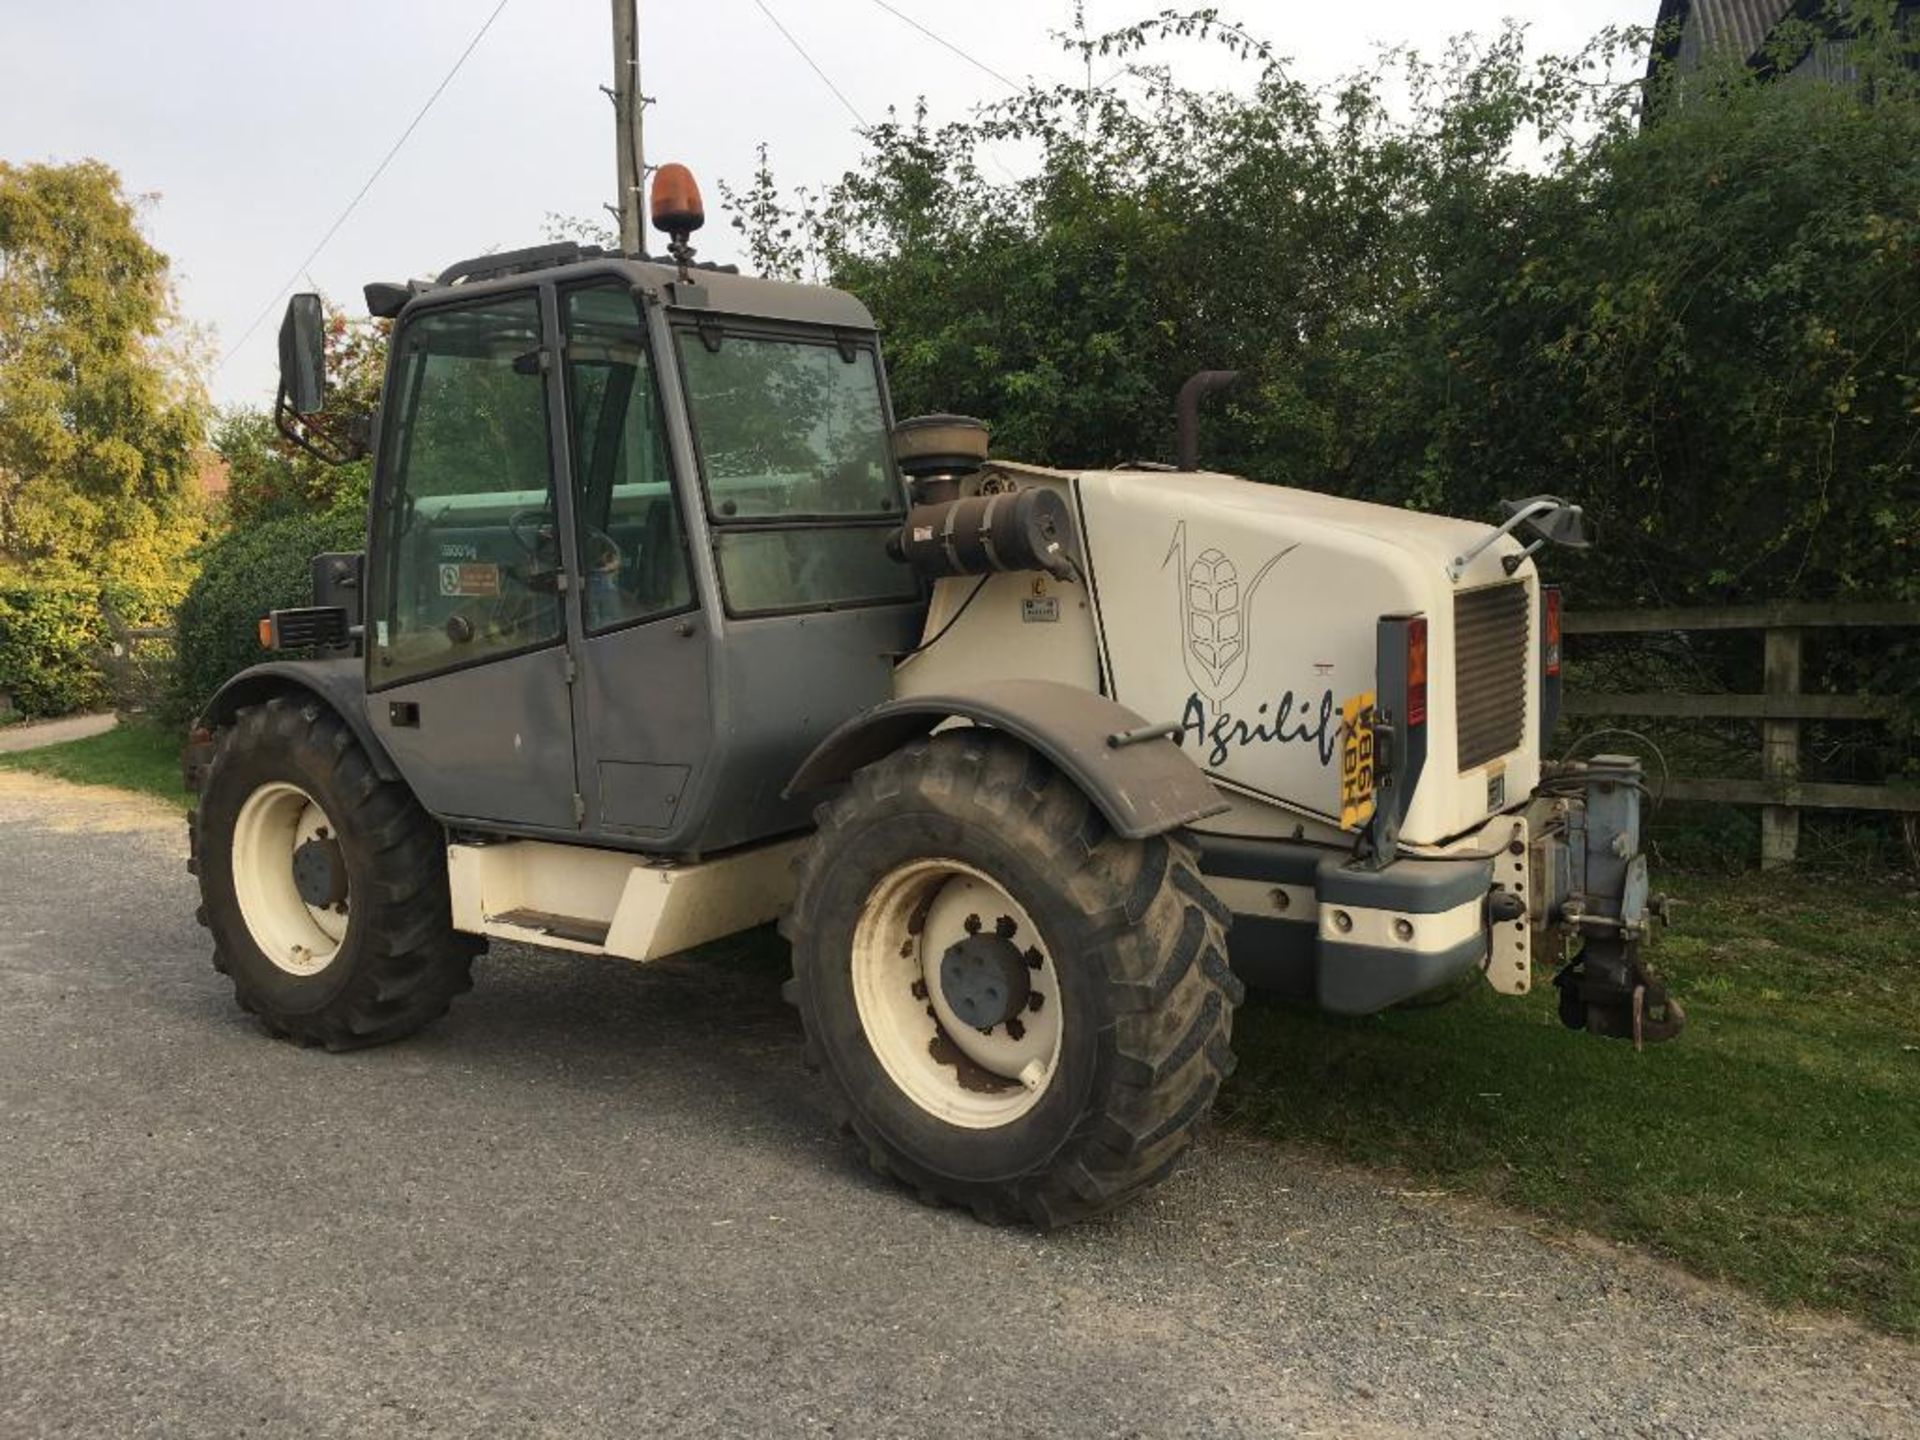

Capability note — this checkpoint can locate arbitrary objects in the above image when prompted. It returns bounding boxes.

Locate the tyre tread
[787,728,1236,1229]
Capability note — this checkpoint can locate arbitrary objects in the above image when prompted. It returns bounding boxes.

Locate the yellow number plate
[1340,691,1377,830]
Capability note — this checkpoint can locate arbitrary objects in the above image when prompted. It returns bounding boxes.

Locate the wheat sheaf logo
[1163,523,1297,705]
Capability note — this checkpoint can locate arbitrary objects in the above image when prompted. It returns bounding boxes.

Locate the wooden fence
[1563,601,1920,868]
[100,609,176,718]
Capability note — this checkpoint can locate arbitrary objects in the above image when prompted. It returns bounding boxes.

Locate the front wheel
[190,694,480,1049]
[785,730,1241,1227]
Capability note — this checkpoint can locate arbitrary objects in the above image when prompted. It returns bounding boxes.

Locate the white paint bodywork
[893,468,1102,702]
[894,462,1553,998]
[1073,469,1540,848]
[897,464,1543,848]
[448,837,803,961]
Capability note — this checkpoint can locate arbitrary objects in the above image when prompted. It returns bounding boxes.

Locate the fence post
[1760,625,1803,868]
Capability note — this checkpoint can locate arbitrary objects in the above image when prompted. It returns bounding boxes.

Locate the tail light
[1407,615,1428,727]
[1543,586,1563,678]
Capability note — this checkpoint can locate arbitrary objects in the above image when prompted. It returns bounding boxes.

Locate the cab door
[363,288,582,831]
[554,282,708,843]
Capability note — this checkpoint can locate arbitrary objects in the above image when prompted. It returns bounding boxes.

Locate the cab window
[368,293,561,685]
[561,287,693,632]
[675,329,915,616]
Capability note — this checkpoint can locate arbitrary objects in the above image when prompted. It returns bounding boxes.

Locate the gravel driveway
[2,771,1916,1439]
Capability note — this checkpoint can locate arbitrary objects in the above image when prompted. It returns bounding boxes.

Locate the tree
[732,12,1919,613]
[0,159,208,611]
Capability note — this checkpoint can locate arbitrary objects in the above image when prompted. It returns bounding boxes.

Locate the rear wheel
[786,729,1241,1227]
[190,694,480,1049]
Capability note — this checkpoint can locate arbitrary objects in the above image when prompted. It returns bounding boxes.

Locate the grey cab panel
[576,616,711,839]
[683,603,921,853]
[599,760,690,832]
[369,646,578,830]
[560,281,712,843]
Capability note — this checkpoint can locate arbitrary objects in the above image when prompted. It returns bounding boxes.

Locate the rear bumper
[1199,835,1494,1014]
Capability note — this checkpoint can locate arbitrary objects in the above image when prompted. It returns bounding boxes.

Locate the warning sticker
[438,562,501,598]
[1339,690,1378,830]
[1021,597,1060,623]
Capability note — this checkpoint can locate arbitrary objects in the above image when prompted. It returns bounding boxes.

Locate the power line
[750,0,868,128]
[869,0,1020,92]
[864,0,1023,185]
[218,0,513,373]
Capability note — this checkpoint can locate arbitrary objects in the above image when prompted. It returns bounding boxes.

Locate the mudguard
[196,658,399,782]
[785,677,1228,840]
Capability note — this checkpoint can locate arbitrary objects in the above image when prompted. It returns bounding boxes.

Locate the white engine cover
[1073,470,1541,847]
[890,465,1543,849]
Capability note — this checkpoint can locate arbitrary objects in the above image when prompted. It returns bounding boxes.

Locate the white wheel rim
[850,858,1064,1129]
[231,782,349,976]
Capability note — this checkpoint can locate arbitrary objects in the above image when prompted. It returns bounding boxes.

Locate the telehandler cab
[187,165,1680,1227]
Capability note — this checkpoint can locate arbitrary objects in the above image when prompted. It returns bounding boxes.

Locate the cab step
[487,908,612,947]
[448,835,807,962]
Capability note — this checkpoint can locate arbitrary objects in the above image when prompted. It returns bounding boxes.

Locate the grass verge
[1222,870,1920,1337]
[0,718,188,808]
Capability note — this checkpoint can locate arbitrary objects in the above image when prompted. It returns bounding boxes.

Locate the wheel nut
[1393,918,1414,942]
[1332,910,1353,934]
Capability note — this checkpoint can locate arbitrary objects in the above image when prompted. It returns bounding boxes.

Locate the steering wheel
[508,510,621,565]
[508,507,556,558]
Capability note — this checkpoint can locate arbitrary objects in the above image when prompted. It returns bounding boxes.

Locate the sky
[2,0,1649,411]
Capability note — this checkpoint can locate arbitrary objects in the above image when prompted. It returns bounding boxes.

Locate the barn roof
[1651,0,1803,73]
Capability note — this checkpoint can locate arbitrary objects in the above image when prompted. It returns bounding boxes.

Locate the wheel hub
[848,859,1064,1129]
[938,931,1032,1031]
[231,781,349,977]
[290,833,347,909]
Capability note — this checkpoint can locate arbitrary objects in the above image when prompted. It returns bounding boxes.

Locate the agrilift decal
[1163,523,1338,769]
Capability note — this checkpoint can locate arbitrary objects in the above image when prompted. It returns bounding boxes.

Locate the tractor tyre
[784,728,1241,1228]
[189,693,480,1050]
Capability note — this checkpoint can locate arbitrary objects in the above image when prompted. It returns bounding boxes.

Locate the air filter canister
[893,487,1079,582]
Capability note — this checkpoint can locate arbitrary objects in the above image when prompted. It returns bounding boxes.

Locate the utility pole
[610,0,647,255]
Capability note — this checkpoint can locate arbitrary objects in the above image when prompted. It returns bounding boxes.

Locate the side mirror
[1502,495,1591,550]
[278,293,326,416]
[1450,496,1595,580]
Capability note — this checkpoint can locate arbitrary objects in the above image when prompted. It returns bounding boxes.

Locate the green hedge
[167,506,365,725]
[0,579,111,718]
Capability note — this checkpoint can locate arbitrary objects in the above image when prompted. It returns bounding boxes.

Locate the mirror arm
[274,382,368,467]
[1448,499,1556,581]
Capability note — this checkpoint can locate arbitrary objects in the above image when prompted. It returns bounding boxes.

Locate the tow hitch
[1540,754,1686,1047]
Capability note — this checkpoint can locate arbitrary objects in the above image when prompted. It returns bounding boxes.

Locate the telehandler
[188,165,1679,1227]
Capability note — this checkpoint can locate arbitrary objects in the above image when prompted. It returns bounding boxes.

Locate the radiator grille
[1454,583,1530,770]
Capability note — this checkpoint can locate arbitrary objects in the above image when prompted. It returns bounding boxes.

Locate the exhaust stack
[1174,369,1242,471]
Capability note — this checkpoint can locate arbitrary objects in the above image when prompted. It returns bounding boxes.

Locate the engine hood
[1067,467,1542,847]
[1109,470,1509,579]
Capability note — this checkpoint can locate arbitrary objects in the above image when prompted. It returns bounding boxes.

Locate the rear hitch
[1548,754,1686,1048]
[1553,951,1686,1048]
